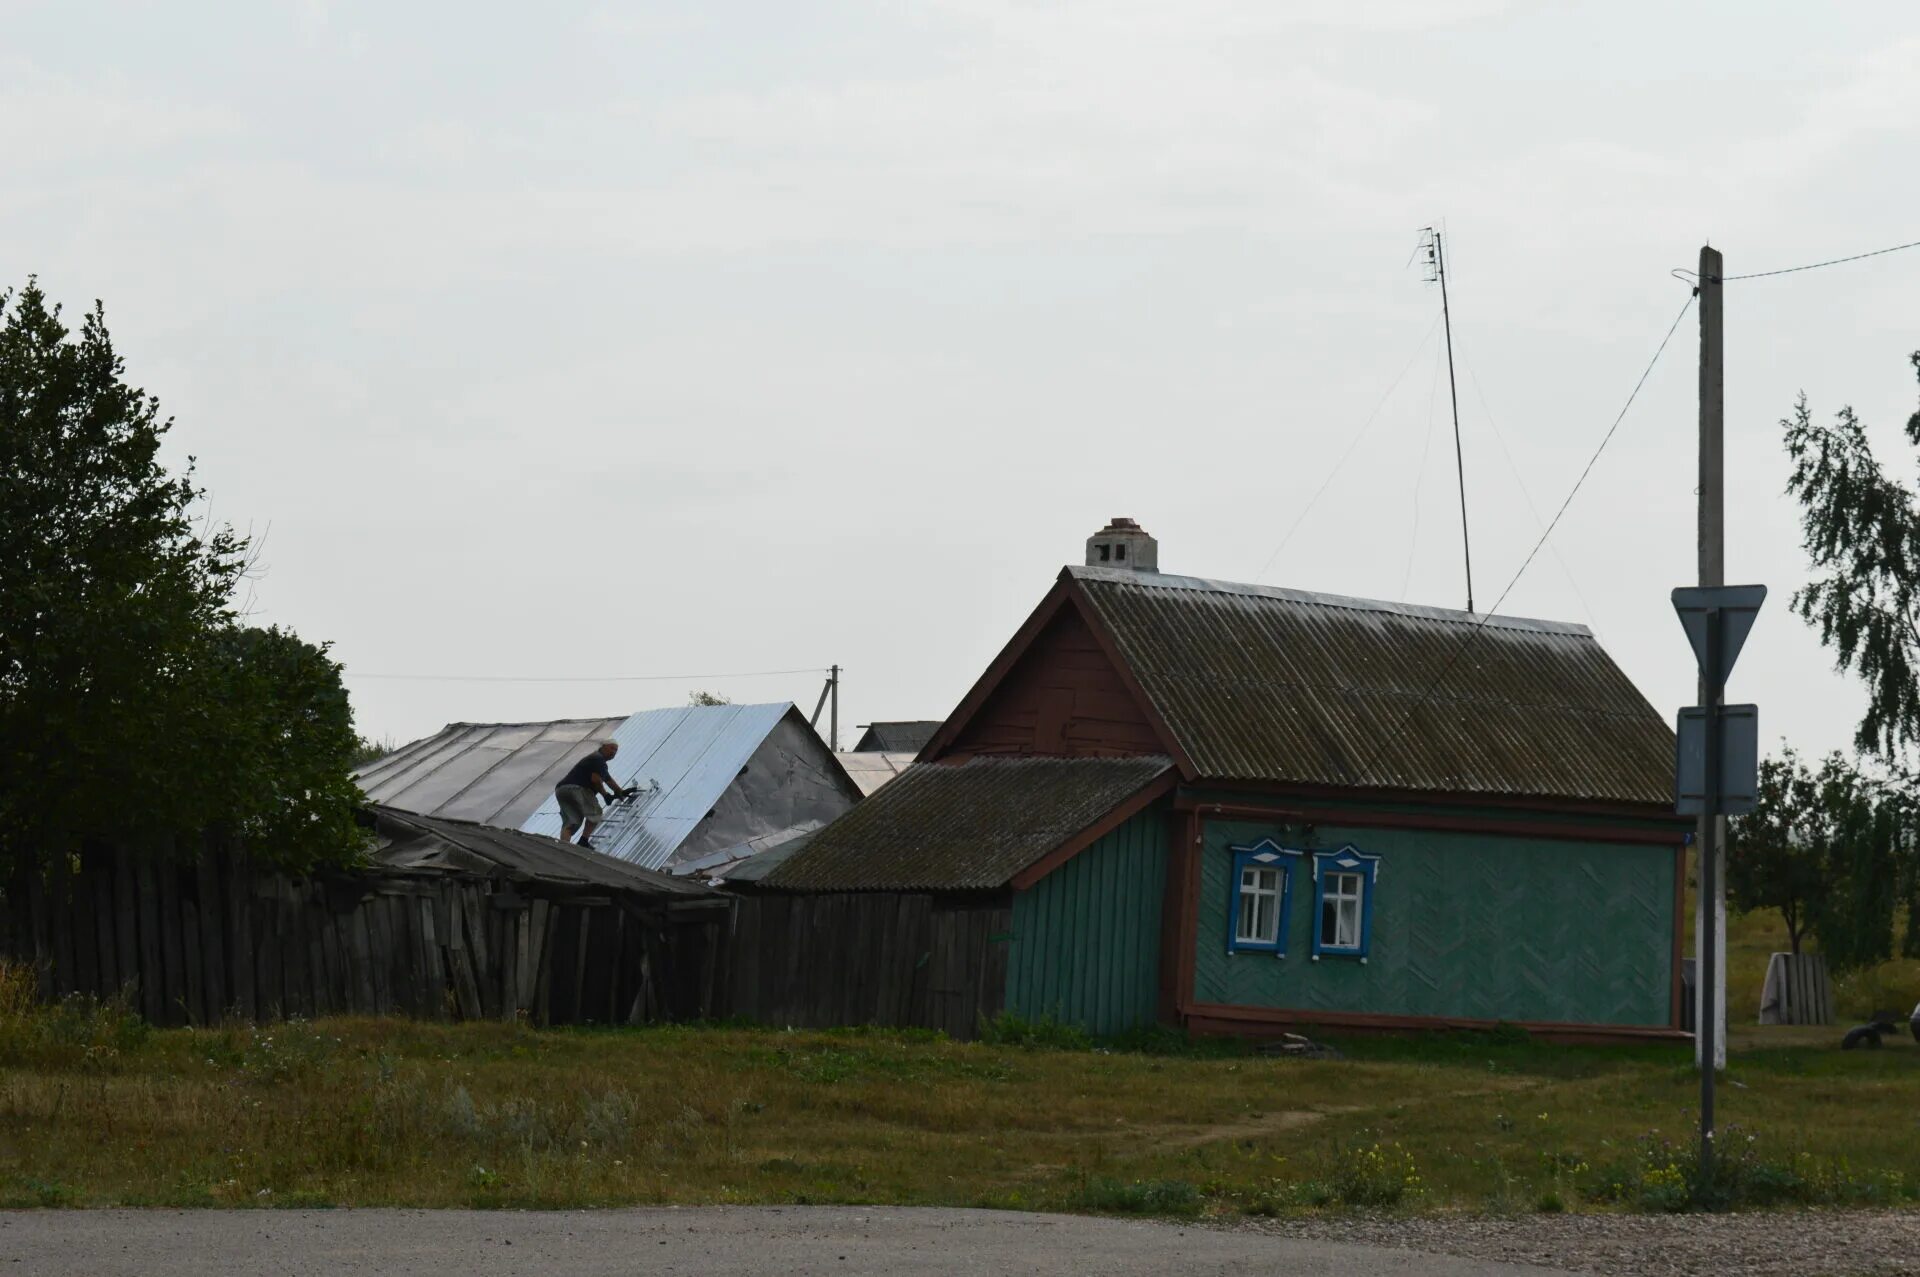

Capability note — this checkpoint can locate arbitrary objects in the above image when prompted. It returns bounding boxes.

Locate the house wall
[1004,804,1167,1035]
[1192,816,1677,1028]
[666,715,860,871]
[945,608,1162,759]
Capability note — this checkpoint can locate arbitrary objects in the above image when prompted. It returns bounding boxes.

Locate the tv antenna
[1419,226,1474,613]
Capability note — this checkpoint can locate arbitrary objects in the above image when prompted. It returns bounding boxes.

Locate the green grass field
[3,917,1918,1218]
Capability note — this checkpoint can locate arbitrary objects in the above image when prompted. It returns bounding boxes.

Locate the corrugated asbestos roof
[835,751,916,796]
[517,702,803,870]
[365,805,717,898]
[851,721,943,753]
[1068,565,1674,805]
[762,756,1172,891]
[354,717,627,828]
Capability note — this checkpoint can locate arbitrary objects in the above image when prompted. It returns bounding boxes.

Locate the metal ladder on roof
[585,778,660,848]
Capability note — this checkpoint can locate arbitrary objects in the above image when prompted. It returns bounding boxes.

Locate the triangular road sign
[1672,585,1767,681]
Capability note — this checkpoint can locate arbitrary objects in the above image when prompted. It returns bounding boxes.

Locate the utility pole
[1696,244,1726,1177]
[829,664,840,753]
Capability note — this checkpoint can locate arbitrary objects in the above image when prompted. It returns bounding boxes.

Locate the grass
[3,966,1918,1217]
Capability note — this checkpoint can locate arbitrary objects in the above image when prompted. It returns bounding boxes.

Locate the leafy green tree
[1729,749,1904,970]
[1727,750,1825,954]
[1782,353,1920,762]
[0,279,362,868]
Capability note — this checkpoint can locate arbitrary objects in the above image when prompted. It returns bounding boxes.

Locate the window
[1319,872,1363,949]
[1237,865,1282,945]
[1227,841,1300,955]
[1310,848,1381,960]
[1115,543,1127,561]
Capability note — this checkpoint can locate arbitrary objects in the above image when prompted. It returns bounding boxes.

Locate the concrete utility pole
[1695,245,1727,1163]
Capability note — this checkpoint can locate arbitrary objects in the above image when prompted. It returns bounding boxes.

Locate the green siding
[1196,818,1676,1026]
[1005,805,1167,1035]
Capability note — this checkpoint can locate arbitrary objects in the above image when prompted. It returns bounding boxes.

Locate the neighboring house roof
[354,716,627,827]
[850,721,943,754]
[517,703,856,871]
[835,750,917,796]
[762,756,1174,892]
[683,823,824,882]
[364,805,717,899]
[928,566,1676,808]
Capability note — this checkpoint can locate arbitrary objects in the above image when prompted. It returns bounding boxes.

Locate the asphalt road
[0,1207,1571,1276]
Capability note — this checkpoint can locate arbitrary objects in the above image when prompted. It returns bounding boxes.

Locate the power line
[1457,348,1598,630]
[1673,235,1920,283]
[344,666,825,684]
[1350,291,1696,788]
[1399,333,1446,601]
[1254,310,1444,582]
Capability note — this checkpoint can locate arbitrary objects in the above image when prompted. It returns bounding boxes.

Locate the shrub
[1067,1176,1203,1217]
[976,1012,1092,1052]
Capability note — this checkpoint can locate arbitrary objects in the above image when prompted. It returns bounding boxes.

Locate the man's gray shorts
[556,785,602,826]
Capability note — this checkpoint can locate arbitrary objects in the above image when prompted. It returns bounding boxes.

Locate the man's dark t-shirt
[556,752,612,791]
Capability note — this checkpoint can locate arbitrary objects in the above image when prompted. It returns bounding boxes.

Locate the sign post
[1671,583,1765,1186]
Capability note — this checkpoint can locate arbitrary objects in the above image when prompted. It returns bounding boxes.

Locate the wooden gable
[941,604,1164,760]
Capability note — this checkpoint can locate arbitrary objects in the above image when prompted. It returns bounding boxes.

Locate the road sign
[1672,585,1767,686]
[1676,704,1759,815]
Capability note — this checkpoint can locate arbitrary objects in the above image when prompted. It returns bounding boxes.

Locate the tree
[0,279,363,868]
[1729,748,1903,971]
[1727,750,1824,953]
[1782,352,1920,762]
[687,690,731,706]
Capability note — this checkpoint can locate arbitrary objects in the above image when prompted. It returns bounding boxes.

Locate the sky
[6,1,1919,755]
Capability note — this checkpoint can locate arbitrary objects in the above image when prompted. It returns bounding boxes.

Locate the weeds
[977,1012,1093,1052]
[1067,1175,1203,1217]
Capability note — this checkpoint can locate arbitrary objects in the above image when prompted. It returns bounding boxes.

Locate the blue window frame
[1227,840,1301,955]
[1310,847,1381,960]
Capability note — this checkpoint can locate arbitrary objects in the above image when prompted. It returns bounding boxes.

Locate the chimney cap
[1085,517,1158,572]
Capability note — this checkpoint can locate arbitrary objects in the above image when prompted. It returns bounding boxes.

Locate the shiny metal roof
[354,717,628,827]
[517,702,803,870]
[763,756,1173,891]
[1067,565,1674,805]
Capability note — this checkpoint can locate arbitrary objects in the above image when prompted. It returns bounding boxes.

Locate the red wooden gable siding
[944,608,1162,759]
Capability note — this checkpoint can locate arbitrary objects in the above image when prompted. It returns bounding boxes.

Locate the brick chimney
[1085,517,1158,572]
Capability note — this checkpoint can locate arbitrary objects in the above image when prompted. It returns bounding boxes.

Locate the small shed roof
[762,756,1173,892]
[355,717,626,828]
[1065,566,1675,806]
[365,805,717,899]
[517,703,854,871]
[851,721,943,753]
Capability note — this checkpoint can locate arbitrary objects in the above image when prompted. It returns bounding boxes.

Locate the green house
[755,520,1687,1043]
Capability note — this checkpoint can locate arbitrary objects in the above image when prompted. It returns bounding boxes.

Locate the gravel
[1234,1209,1920,1276]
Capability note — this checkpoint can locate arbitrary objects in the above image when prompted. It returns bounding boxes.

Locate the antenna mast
[1421,227,1474,613]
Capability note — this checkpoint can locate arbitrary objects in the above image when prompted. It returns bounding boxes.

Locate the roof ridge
[1066,565,1593,638]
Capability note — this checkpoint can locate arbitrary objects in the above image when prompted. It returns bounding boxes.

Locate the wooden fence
[725,892,1011,1039]
[0,846,730,1027]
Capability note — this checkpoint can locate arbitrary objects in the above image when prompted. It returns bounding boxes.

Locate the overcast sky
[8,1,1920,756]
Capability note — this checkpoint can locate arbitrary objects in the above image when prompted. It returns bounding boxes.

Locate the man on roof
[555,741,633,850]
